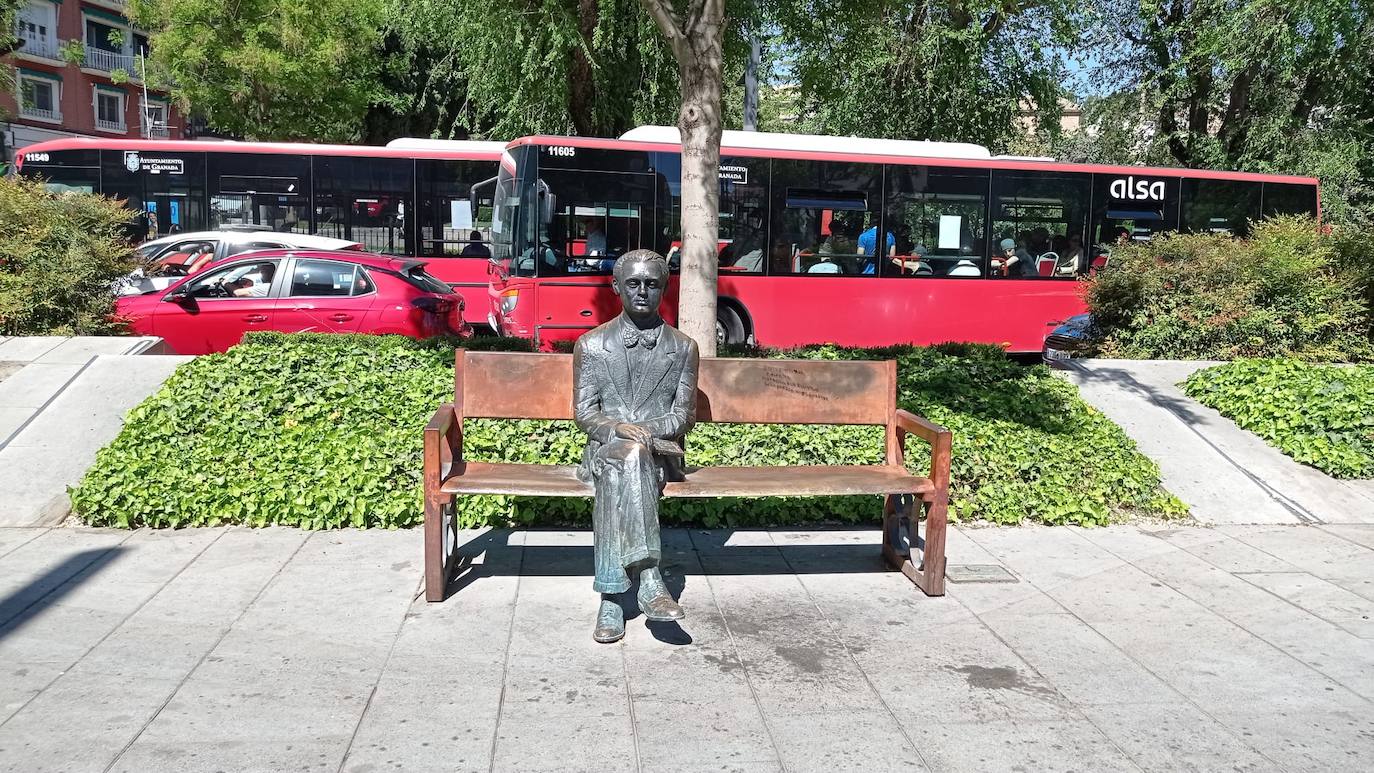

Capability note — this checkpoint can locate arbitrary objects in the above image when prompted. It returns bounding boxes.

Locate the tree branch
[685,0,724,43]
[638,0,685,42]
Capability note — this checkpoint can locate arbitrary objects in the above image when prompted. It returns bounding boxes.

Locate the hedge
[1084,217,1374,362]
[1183,359,1374,478]
[70,333,1187,529]
[0,175,139,336]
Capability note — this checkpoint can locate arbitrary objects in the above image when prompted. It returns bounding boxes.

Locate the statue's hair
[613,249,670,282]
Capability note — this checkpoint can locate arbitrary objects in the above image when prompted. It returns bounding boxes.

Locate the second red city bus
[485,126,1319,352]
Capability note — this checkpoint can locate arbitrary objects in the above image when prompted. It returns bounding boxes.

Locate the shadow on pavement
[442,528,898,611]
[0,547,126,640]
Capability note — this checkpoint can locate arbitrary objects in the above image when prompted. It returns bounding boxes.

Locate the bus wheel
[716,306,746,347]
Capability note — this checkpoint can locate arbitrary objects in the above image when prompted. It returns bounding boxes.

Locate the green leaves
[1184,359,1374,479]
[70,332,1185,530]
[129,0,387,141]
[0,176,138,336]
[1084,217,1374,363]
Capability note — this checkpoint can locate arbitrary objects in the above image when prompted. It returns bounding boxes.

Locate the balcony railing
[142,124,170,139]
[84,45,133,73]
[17,36,61,60]
[20,105,62,121]
[96,117,127,133]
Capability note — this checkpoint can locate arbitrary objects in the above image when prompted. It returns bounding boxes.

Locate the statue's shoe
[593,599,625,643]
[638,590,685,622]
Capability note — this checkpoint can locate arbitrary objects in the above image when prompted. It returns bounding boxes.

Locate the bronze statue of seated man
[572,249,699,643]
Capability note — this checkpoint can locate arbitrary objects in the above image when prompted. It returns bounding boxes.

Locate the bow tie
[622,327,659,349]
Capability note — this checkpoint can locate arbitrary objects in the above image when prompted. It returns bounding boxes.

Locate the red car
[116,249,471,354]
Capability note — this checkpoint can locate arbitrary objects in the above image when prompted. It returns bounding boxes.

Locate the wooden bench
[423,350,951,602]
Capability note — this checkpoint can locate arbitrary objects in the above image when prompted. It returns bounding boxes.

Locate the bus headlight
[500,289,519,316]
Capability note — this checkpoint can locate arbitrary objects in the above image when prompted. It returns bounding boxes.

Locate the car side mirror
[164,289,192,305]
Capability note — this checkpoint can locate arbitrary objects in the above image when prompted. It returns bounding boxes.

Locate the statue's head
[612,250,670,324]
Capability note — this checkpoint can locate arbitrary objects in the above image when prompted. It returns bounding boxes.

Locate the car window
[180,260,281,300]
[352,268,374,296]
[289,259,359,297]
[148,239,212,260]
[399,266,452,294]
[223,241,288,257]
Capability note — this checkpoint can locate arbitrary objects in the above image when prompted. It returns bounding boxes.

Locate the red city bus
[485,127,1319,352]
[14,137,505,324]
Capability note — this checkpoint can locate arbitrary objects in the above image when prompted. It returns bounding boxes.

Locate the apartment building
[3,0,184,157]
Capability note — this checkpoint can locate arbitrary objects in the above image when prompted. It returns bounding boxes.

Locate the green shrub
[0,175,140,336]
[1183,359,1374,478]
[1084,217,1374,362]
[70,333,1186,529]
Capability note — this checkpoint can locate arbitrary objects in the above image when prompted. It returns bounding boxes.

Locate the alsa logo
[1109,176,1166,201]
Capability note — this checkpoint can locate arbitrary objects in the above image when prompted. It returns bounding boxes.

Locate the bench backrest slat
[456,351,895,426]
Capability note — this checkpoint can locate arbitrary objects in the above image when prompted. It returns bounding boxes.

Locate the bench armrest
[423,403,463,488]
[895,408,951,491]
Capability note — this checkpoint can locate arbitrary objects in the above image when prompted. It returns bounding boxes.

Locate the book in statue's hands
[650,439,685,457]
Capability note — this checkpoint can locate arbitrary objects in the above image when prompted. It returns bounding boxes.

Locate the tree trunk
[568,0,600,136]
[675,36,723,357]
[638,0,724,357]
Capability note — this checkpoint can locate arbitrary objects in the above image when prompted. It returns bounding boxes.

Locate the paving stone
[1071,524,1180,562]
[1317,524,1374,550]
[856,622,1079,725]
[0,529,47,561]
[342,655,504,773]
[490,708,636,773]
[0,337,64,364]
[977,610,1182,707]
[0,671,182,773]
[1129,547,1374,699]
[768,710,926,773]
[633,697,778,768]
[1241,571,1374,638]
[1209,709,1374,772]
[896,718,1139,772]
[962,526,1125,591]
[1152,526,1304,573]
[109,738,349,773]
[1220,524,1370,574]
[1079,703,1280,772]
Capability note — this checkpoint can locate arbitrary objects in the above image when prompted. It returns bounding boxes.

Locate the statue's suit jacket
[572,318,700,483]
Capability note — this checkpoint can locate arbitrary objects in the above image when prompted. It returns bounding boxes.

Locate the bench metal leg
[882,492,946,597]
[424,494,455,602]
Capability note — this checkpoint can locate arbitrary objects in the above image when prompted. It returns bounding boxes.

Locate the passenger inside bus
[459,231,490,258]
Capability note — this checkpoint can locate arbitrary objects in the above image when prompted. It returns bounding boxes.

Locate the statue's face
[614,259,667,323]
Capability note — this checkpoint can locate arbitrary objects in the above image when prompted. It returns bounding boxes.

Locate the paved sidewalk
[1064,359,1374,525]
[0,337,189,527]
[2,524,1373,772]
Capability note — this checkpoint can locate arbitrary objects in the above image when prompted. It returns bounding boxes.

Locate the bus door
[530,168,660,347]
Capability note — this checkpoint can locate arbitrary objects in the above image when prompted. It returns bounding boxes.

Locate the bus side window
[1181,179,1260,236]
[882,166,989,278]
[990,170,1090,279]
[1261,182,1318,219]
[716,156,769,274]
[770,160,882,276]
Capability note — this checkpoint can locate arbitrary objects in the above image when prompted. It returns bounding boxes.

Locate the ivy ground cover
[71,333,1186,529]
[1183,359,1374,479]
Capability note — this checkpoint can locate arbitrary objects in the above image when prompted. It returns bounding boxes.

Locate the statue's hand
[614,422,653,447]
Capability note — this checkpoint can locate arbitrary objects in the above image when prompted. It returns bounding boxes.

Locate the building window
[17,71,61,121]
[95,88,127,132]
[141,100,169,137]
[16,1,59,60]
[83,15,132,72]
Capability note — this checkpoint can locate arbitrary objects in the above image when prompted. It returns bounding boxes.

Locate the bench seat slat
[441,462,932,498]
